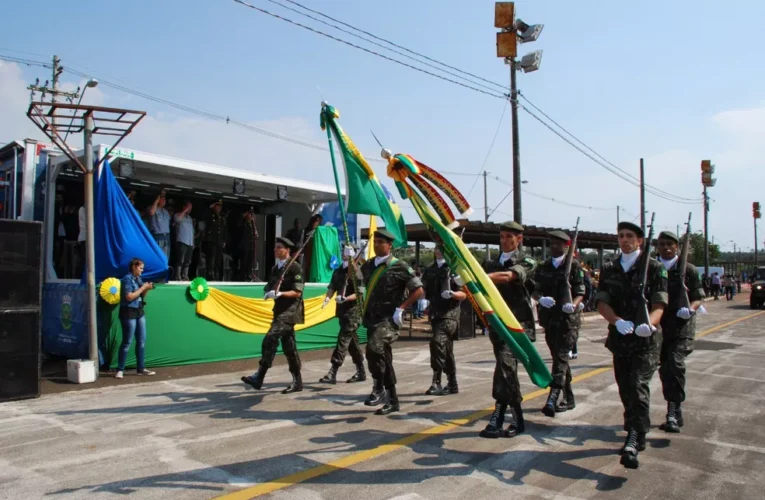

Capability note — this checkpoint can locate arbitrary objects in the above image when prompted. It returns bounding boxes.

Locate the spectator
[116,258,156,379]
[173,200,195,281]
[148,190,171,262]
[711,273,721,300]
[724,274,735,301]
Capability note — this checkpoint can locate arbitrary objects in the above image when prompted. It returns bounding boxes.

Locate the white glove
[392,307,404,327]
[452,275,464,287]
[539,296,556,309]
[577,302,585,312]
[343,246,354,258]
[562,303,576,314]
[321,297,331,309]
[676,307,693,320]
[355,268,364,281]
[615,319,635,335]
[264,290,276,300]
[635,323,656,337]
[697,305,708,315]
[335,295,347,304]
[441,290,454,299]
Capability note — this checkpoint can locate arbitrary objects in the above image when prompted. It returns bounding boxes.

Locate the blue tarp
[84,160,169,283]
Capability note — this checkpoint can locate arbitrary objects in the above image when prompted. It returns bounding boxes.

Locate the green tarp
[309,225,341,283]
[102,284,366,370]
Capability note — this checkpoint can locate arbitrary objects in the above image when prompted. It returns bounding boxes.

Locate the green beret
[658,231,679,243]
[276,236,295,249]
[499,221,524,233]
[618,221,644,238]
[373,229,396,242]
[548,230,571,243]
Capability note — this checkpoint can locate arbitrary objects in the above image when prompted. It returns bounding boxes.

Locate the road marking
[214,310,765,500]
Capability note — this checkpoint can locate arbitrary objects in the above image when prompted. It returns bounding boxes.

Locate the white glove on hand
[562,303,576,314]
[452,275,464,287]
[577,302,585,312]
[264,290,279,300]
[676,307,693,320]
[392,307,404,327]
[441,290,454,299]
[615,319,635,335]
[697,305,708,315]
[335,295,347,304]
[539,296,556,309]
[635,323,655,337]
[322,297,331,309]
[343,246,354,258]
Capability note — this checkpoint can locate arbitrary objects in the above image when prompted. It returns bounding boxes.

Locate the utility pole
[617,205,620,225]
[754,202,761,267]
[83,114,98,368]
[701,160,716,274]
[495,2,543,226]
[484,170,490,259]
[639,158,646,235]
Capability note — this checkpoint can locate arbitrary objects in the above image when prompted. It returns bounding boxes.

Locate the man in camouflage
[241,236,305,394]
[355,229,423,415]
[534,230,586,417]
[596,221,668,469]
[318,242,367,385]
[480,221,537,439]
[656,231,705,433]
[422,246,466,396]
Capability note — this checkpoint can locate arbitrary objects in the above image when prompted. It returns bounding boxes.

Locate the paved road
[2,299,764,500]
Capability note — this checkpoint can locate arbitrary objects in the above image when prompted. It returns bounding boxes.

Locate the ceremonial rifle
[274,229,316,293]
[634,212,656,328]
[561,217,581,307]
[340,241,369,297]
[677,212,693,310]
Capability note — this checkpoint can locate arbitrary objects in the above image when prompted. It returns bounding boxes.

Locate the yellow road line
[215,310,765,500]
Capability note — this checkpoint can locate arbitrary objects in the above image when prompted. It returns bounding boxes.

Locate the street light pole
[510,59,522,224]
[84,114,99,370]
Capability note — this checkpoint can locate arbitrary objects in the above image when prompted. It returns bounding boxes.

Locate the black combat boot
[659,402,681,433]
[364,378,388,406]
[346,363,367,383]
[676,403,684,427]
[282,372,303,394]
[620,430,641,469]
[376,385,400,415]
[542,388,561,417]
[479,402,506,439]
[504,404,526,437]
[556,383,576,412]
[241,367,267,389]
[425,371,443,395]
[319,364,339,384]
[441,372,459,395]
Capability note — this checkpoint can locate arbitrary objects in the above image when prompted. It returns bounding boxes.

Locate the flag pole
[322,104,353,248]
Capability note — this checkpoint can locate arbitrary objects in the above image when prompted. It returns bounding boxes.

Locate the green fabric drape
[309,225,341,283]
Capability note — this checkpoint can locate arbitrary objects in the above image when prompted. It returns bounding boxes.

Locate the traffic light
[701,160,716,187]
[754,202,761,219]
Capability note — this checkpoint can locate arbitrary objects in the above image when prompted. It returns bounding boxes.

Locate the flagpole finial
[381,148,393,159]
[321,100,329,107]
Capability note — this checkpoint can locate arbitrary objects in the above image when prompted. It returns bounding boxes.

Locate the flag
[366,215,377,259]
[320,104,407,247]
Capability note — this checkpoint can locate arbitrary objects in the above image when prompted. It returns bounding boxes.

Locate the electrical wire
[466,99,508,199]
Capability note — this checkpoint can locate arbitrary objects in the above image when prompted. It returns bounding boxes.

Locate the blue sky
[1,0,763,250]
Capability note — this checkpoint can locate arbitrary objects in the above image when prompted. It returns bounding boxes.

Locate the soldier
[318,242,367,384]
[534,230,586,417]
[241,236,305,394]
[422,246,466,395]
[656,231,705,433]
[480,221,537,439]
[238,207,259,281]
[355,229,423,415]
[203,199,227,280]
[596,221,668,469]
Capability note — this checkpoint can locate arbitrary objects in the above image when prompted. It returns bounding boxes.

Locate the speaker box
[0,354,40,402]
[0,310,40,355]
[0,219,43,309]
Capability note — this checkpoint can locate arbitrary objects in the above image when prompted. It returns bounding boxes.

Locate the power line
[467,99,508,199]
[231,0,506,100]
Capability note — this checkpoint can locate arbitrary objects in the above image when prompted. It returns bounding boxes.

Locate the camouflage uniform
[203,209,227,280]
[596,257,668,433]
[259,261,305,374]
[534,258,586,393]
[326,265,365,369]
[423,261,462,392]
[483,251,537,406]
[361,254,422,390]
[659,262,704,404]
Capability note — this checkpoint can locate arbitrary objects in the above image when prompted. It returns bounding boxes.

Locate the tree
[686,231,720,266]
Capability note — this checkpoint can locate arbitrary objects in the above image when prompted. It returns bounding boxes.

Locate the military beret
[548,230,571,243]
[210,199,223,207]
[276,236,295,248]
[657,231,679,243]
[617,221,644,238]
[373,229,396,242]
[499,221,524,233]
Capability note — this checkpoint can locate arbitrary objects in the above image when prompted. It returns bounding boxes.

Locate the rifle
[677,212,693,310]
[561,217,581,306]
[340,241,369,297]
[633,212,656,328]
[274,229,316,293]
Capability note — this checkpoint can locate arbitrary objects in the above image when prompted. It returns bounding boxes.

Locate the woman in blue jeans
[116,258,156,379]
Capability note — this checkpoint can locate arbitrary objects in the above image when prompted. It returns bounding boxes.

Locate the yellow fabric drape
[366,215,377,259]
[196,287,337,334]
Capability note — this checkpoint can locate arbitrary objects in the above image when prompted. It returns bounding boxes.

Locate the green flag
[320,104,407,247]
